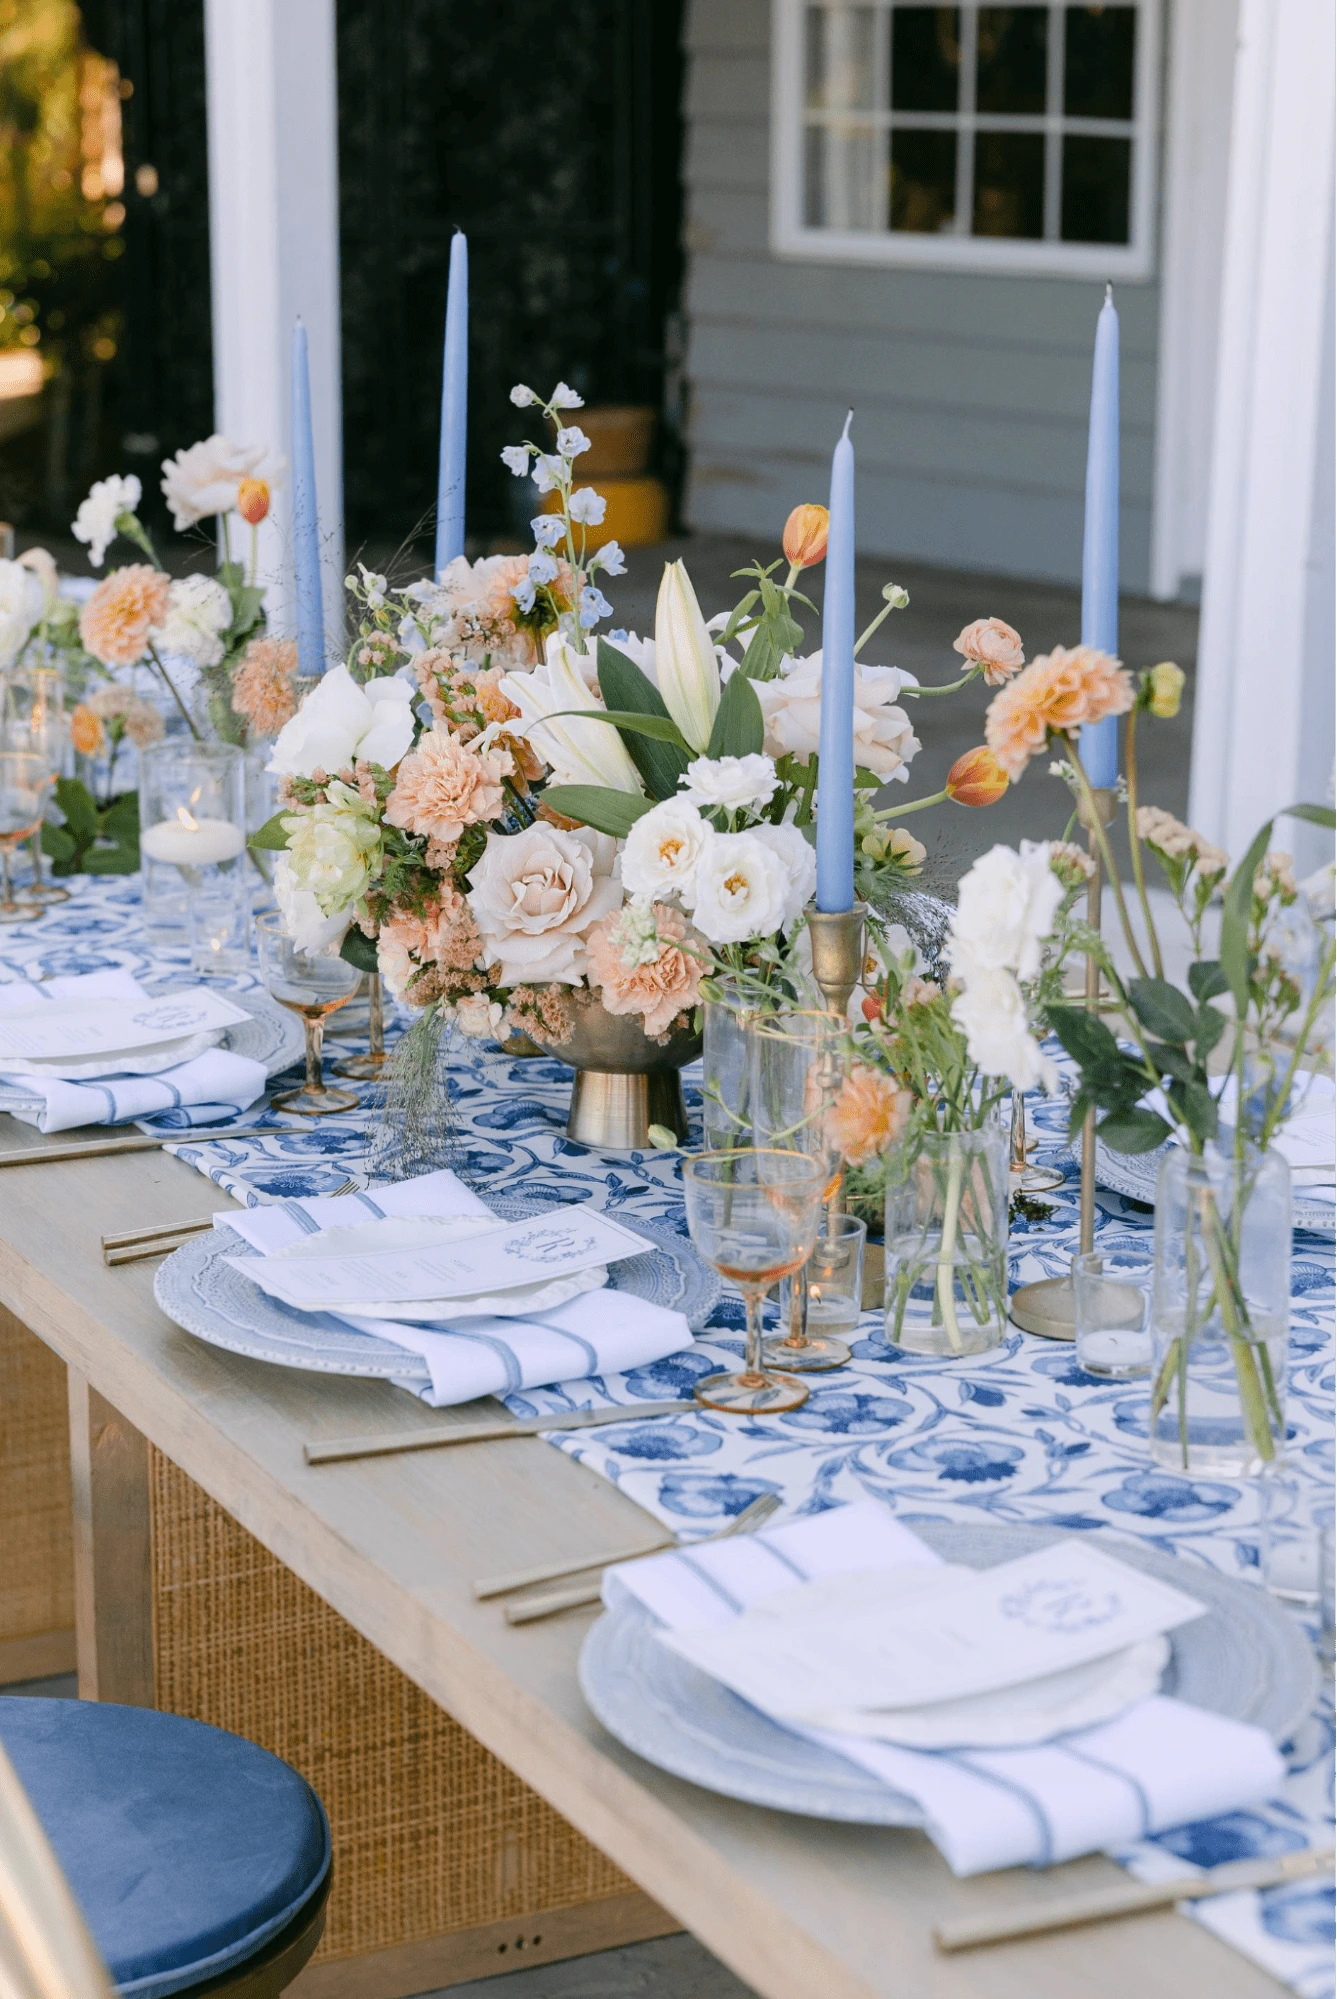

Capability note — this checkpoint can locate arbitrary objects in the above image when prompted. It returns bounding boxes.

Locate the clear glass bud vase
[881,1119,1009,1357]
[1149,1142,1291,1475]
[701,986,760,1151]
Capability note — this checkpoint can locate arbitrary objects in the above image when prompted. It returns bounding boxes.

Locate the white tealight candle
[140,807,246,867]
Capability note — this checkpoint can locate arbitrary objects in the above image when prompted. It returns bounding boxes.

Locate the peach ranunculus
[586,902,707,1039]
[231,637,299,737]
[782,503,829,569]
[985,644,1134,782]
[78,564,170,667]
[954,617,1024,685]
[384,727,512,845]
[69,703,105,755]
[946,745,1009,807]
[826,1063,912,1169]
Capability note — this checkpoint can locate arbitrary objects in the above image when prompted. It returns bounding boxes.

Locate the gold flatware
[933,1846,1334,1953]
[0,1126,277,1168]
[101,1178,360,1265]
[304,1398,690,1466]
[502,1491,782,1626]
[474,1538,674,1600]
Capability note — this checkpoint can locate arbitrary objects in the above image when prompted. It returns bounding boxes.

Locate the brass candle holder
[806,902,868,1021]
[1008,786,1116,1341]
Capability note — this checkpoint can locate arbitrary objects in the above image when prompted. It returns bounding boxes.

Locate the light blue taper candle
[435,231,469,576]
[1078,285,1120,788]
[816,410,856,913]
[290,320,325,677]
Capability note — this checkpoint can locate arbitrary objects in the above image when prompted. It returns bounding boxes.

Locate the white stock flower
[755,651,921,782]
[160,436,280,530]
[568,486,605,524]
[679,753,778,814]
[654,560,720,753]
[622,797,714,902]
[550,382,584,409]
[501,445,532,477]
[273,855,351,956]
[691,831,792,944]
[950,967,1057,1093]
[750,821,817,928]
[499,633,642,793]
[509,384,538,407]
[152,573,232,668]
[949,840,1064,984]
[267,664,416,779]
[281,781,381,918]
[71,474,142,567]
[466,822,621,985]
[0,559,46,670]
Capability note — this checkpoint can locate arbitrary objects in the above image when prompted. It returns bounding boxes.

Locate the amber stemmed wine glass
[256,912,362,1115]
[682,1149,825,1415]
[1,666,68,904]
[0,752,49,923]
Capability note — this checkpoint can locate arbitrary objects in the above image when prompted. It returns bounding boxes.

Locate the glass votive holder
[1072,1246,1153,1378]
[1259,1471,1334,1611]
[188,867,252,974]
[770,1213,867,1371]
[139,741,246,952]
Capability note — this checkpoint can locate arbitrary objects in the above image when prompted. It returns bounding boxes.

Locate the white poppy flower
[267,664,416,779]
[950,966,1057,1092]
[160,436,282,531]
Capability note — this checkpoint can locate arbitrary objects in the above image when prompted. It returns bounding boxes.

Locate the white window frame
[770,0,1161,279]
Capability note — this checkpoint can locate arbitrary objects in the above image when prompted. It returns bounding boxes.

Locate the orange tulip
[946,745,1009,807]
[69,704,105,756]
[782,503,829,569]
[237,478,271,525]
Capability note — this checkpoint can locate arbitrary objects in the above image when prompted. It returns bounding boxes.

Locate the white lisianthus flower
[949,840,1064,984]
[950,966,1057,1093]
[655,560,720,753]
[509,384,538,407]
[160,436,282,531]
[273,855,352,956]
[568,486,605,525]
[71,474,142,568]
[466,821,621,985]
[750,821,817,928]
[622,797,714,903]
[679,753,779,815]
[151,573,233,668]
[499,633,642,793]
[454,993,506,1038]
[281,780,382,919]
[501,445,532,477]
[690,830,792,944]
[0,559,47,670]
[267,663,416,779]
[550,381,584,410]
[756,651,921,782]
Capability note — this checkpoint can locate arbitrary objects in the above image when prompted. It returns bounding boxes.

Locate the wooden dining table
[0,1124,1289,1999]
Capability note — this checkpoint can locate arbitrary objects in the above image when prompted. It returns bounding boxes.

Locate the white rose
[690,831,792,944]
[267,664,416,778]
[950,966,1057,1092]
[454,993,505,1039]
[0,559,46,670]
[160,435,285,531]
[466,822,623,985]
[756,651,921,782]
[273,855,350,956]
[679,753,778,814]
[499,632,642,793]
[152,573,233,668]
[71,474,141,568]
[949,840,1064,984]
[750,821,817,928]
[622,797,713,903]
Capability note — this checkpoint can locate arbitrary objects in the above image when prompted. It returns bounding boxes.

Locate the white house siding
[682,0,1162,588]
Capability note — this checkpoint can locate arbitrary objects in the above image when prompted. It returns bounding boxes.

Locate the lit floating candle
[1078,286,1120,789]
[435,231,469,577]
[815,410,855,913]
[139,806,246,867]
[290,320,325,678]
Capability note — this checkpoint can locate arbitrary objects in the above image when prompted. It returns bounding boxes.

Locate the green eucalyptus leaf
[1128,977,1197,1045]
[1096,1108,1173,1154]
[1221,820,1273,1012]
[540,786,654,838]
[705,669,765,760]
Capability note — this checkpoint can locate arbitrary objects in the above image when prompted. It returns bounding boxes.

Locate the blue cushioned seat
[0,1699,330,1999]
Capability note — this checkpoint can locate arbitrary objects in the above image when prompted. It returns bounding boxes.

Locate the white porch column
[203,0,344,655]
[1189,0,1336,875]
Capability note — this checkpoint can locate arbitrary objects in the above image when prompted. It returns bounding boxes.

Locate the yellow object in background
[544,474,670,550]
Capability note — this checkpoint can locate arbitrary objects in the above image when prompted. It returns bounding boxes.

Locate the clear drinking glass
[256,912,361,1115]
[1,665,68,904]
[682,1148,825,1415]
[188,874,252,974]
[1073,1245,1154,1378]
[1009,1087,1064,1193]
[1259,1472,1334,1606]
[139,740,247,951]
[882,1119,1009,1357]
[750,1010,852,1371]
[701,983,762,1151]
[0,751,49,922]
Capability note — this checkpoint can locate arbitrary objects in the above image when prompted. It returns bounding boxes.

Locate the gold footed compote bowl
[682,1149,824,1415]
[0,752,49,924]
[256,913,362,1115]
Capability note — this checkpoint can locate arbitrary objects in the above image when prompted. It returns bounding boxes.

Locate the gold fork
[102,1176,360,1264]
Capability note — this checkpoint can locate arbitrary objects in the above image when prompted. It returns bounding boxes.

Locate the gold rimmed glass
[682,1148,824,1415]
[334,971,388,1079]
[1,666,68,904]
[0,751,49,923]
[749,1010,853,1371]
[256,912,362,1115]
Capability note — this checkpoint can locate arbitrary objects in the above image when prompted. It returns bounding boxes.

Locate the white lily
[500,633,643,795]
[654,559,720,753]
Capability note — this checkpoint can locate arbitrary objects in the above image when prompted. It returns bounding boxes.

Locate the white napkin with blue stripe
[0,971,267,1134]
[215,1170,694,1407]
[604,1500,1285,1876]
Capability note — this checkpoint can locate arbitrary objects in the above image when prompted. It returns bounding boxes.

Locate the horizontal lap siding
[682,0,1160,587]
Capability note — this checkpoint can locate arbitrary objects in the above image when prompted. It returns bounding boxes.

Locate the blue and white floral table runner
[2,876,1332,1995]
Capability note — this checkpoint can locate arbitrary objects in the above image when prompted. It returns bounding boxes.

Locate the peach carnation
[231,637,299,737]
[586,902,706,1040]
[954,617,1024,685]
[826,1063,912,1169]
[985,644,1134,781]
[384,727,512,844]
[79,564,170,667]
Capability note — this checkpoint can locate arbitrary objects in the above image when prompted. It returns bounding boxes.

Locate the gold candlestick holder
[1008,786,1116,1340]
[806,903,867,1021]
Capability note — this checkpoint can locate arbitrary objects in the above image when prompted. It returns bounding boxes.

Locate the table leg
[67,1372,154,1706]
